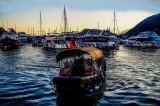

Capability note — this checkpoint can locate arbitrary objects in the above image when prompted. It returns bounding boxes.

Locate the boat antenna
[63,5,68,32]
[98,22,99,29]
[70,26,71,32]
[31,27,32,36]
[48,27,50,35]
[116,18,119,35]
[40,10,42,36]
[3,21,4,28]
[7,19,8,31]
[15,23,16,32]
[28,27,29,35]
[113,10,119,35]
[33,27,34,36]
[77,26,78,31]
[38,31,39,36]
[114,10,115,34]
[35,30,36,36]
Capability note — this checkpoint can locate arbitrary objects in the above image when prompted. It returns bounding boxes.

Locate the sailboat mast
[28,27,29,35]
[15,23,16,32]
[40,11,42,36]
[3,21,4,28]
[98,22,99,29]
[77,26,78,31]
[48,27,50,34]
[33,27,34,36]
[31,27,32,36]
[63,6,68,32]
[114,10,115,34]
[7,19,8,31]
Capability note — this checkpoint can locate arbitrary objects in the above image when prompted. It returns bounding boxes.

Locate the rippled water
[0,44,160,106]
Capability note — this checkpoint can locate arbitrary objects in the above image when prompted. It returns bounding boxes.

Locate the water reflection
[56,83,106,106]
[0,45,160,105]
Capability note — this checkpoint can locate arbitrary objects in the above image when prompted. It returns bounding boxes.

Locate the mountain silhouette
[126,13,160,36]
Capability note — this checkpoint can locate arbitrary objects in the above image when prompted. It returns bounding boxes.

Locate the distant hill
[79,29,102,36]
[126,13,160,36]
[119,29,130,35]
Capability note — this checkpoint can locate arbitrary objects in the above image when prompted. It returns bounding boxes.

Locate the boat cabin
[56,47,104,77]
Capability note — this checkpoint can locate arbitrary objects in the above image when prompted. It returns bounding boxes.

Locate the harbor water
[0,44,160,106]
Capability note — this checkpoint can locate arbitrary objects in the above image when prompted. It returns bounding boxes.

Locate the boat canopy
[56,47,103,62]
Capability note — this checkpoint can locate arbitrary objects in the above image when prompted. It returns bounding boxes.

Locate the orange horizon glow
[0,7,155,36]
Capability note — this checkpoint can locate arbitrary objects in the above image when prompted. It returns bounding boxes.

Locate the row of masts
[2,6,119,35]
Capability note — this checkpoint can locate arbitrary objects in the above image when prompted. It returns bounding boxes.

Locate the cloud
[0,0,159,14]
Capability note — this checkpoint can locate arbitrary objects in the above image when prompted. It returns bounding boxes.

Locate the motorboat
[123,31,160,47]
[1,28,20,49]
[43,34,69,49]
[53,47,106,96]
[82,34,107,48]
[32,36,45,46]
[18,32,27,42]
[81,30,118,49]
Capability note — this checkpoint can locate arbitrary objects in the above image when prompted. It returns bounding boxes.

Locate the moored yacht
[18,32,27,42]
[123,31,160,47]
[1,28,20,49]
[43,33,69,49]
[81,30,118,49]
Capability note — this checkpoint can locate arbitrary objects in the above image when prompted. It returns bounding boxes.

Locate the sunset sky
[0,0,160,35]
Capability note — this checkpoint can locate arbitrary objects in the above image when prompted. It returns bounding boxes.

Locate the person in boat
[84,59,95,76]
[60,61,72,76]
[53,47,106,97]
[71,57,85,76]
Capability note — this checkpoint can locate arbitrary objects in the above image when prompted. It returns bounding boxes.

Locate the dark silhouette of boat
[53,47,106,97]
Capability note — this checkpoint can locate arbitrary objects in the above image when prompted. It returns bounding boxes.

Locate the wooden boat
[53,47,106,96]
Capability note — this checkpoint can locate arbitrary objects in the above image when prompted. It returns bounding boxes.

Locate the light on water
[0,44,160,105]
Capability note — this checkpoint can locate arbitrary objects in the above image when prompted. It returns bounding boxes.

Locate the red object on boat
[70,39,76,49]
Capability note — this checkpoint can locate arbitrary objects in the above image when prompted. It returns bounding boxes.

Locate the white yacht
[43,34,69,49]
[18,32,27,42]
[81,30,118,49]
[123,31,160,47]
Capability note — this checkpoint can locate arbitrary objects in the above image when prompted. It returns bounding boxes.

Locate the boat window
[84,59,95,76]
[58,58,74,76]
[143,41,149,44]
[20,36,27,37]
[58,53,94,77]
[47,40,51,43]
[128,38,136,40]
[129,42,133,44]
[59,41,61,44]
[65,37,72,41]
[19,32,26,34]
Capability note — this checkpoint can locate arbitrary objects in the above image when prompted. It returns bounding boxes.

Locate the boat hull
[53,74,105,96]
[1,37,20,49]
